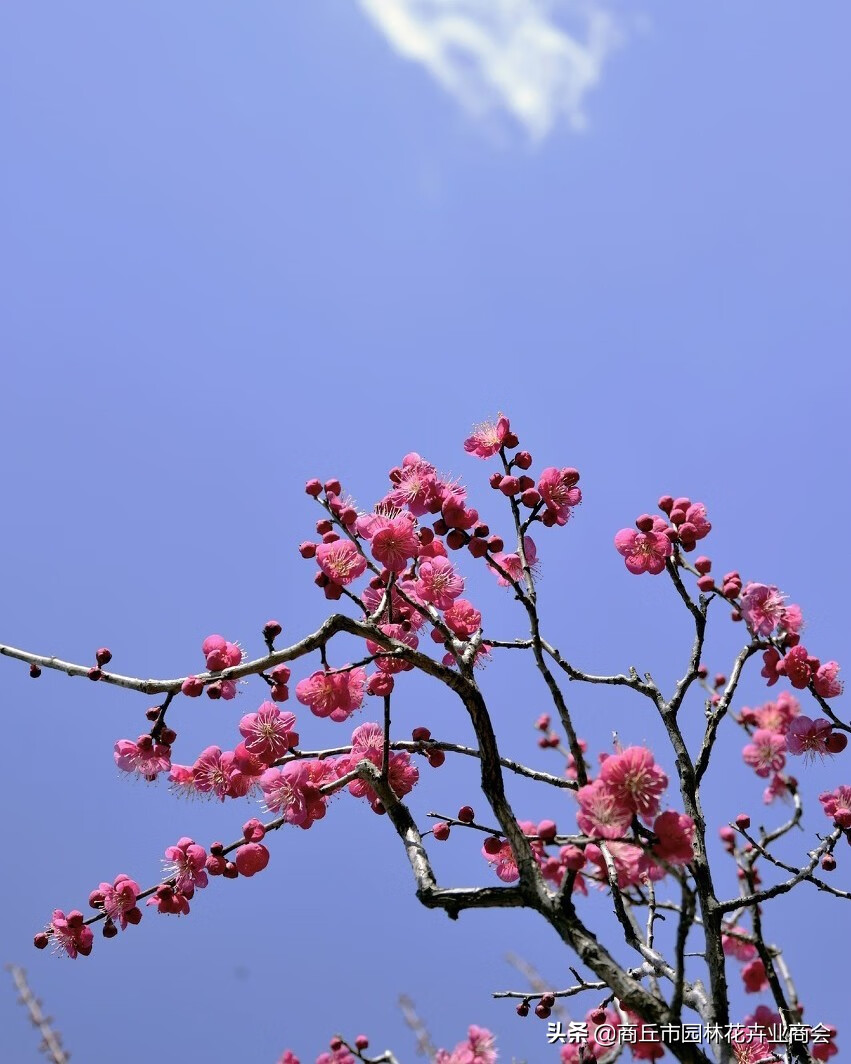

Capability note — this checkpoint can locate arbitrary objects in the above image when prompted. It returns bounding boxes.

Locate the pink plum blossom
[435,1025,497,1064]
[742,958,769,993]
[365,625,419,675]
[722,926,758,962]
[94,875,141,931]
[315,540,367,586]
[415,557,464,610]
[163,838,208,893]
[386,455,444,515]
[575,779,632,839]
[239,703,299,764]
[341,722,419,807]
[599,746,668,821]
[584,841,646,889]
[191,746,232,801]
[649,810,695,865]
[147,884,192,916]
[614,528,672,575]
[48,910,94,959]
[740,583,789,636]
[778,645,814,689]
[742,730,787,778]
[537,467,581,525]
[814,661,843,698]
[114,736,172,780]
[369,513,420,572]
[489,537,538,586]
[296,668,366,721]
[463,415,510,459]
[260,760,331,829]
[443,598,482,638]
[819,786,851,829]
[786,716,833,758]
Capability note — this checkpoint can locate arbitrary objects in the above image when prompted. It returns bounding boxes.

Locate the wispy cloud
[356,0,623,140]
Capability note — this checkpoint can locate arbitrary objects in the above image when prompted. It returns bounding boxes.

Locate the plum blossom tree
[3,415,847,1064]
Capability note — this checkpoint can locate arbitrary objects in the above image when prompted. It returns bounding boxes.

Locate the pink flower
[315,540,367,586]
[147,884,192,916]
[760,648,781,687]
[435,1024,497,1064]
[481,821,547,883]
[343,722,419,806]
[584,841,646,889]
[537,467,581,526]
[277,1052,301,1064]
[369,513,420,572]
[786,716,833,758]
[163,838,208,893]
[48,910,94,958]
[295,668,366,722]
[819,786,851,829]
[260,760,330,829]
[443,598,482,638]
[463,415,510,459]
[722,925,758,962]
[815,661,844,698]
[751,692,800,735]
[763,773,794,805]
[191,746,231,800]
[167,764,195,796]
[614,528,672,575]
[202,634,243,672]
[114,736,171,780]
[386,455,443,516]
[362,582,426,629]
[742,730,787,778]
[742,958,769,993]
[94,876,141,931]
[650,810,695,865]
[599,746,668,821]
[416,557,464,610]
[732,1032,776,1064]
[740,583,788,636]
[365,624,419,675]
[575,779,632,839]
[778,645,813,689]
[239,703,299,764]
[223,744,265,798]
[316,1050,356,1064]
[742,1005,783,1045]
[489,537,538,587]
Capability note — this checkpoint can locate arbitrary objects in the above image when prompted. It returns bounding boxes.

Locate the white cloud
[356,0,623,140]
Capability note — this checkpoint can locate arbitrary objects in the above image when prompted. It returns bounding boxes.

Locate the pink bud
[432,822,451,841]
[181,676,204,697]
[235,843,270,877]
[537,819,557,842]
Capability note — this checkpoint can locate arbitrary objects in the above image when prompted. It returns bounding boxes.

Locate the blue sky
[1,2,849,1061]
